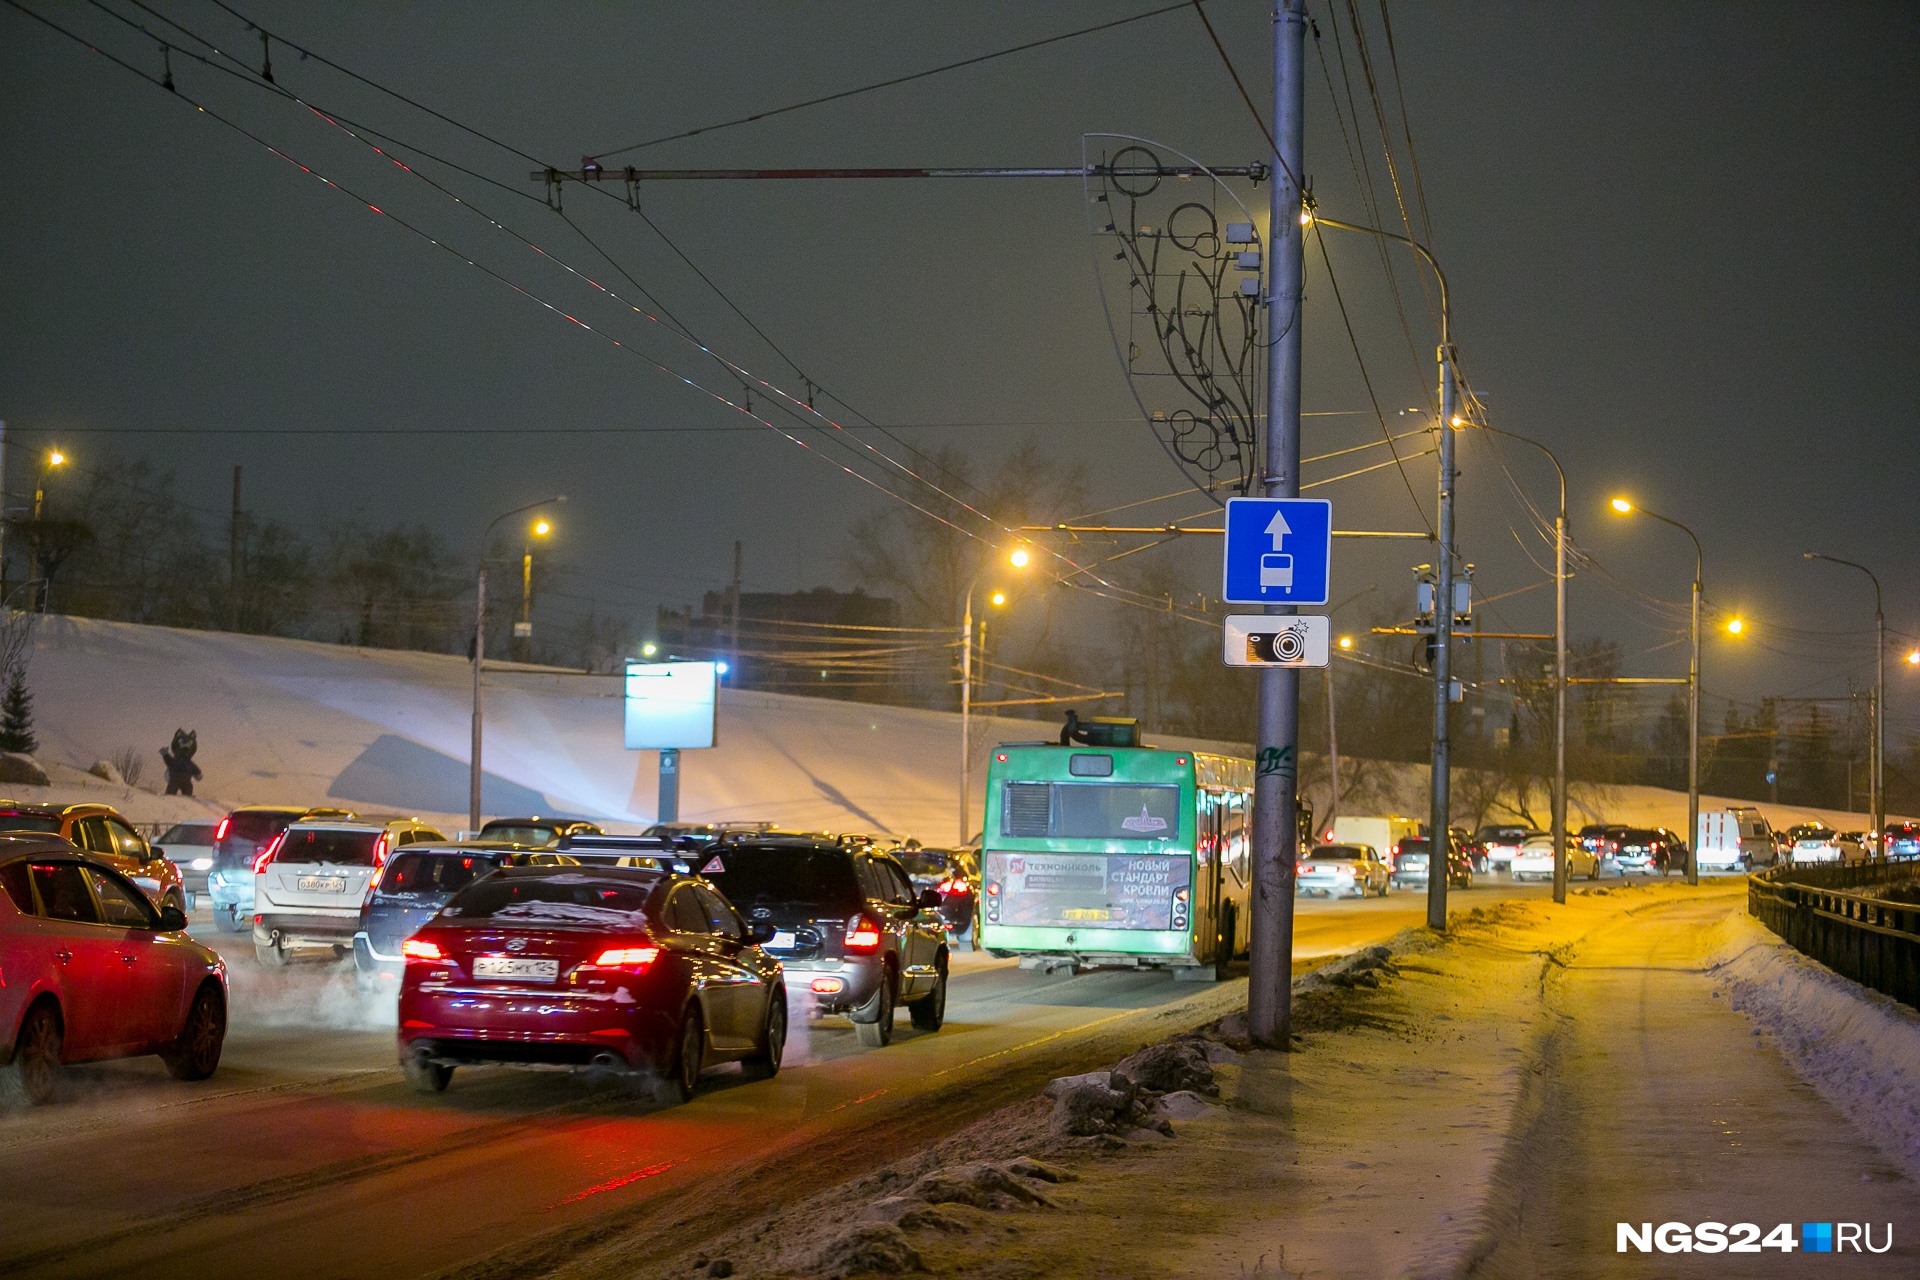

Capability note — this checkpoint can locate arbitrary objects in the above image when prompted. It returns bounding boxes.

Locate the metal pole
[1875,600,1884,848]
[1248,0,1306,1050]
[959,588,974,847]
[1688,565,1700,885]
[228,465,242,630]
[658,747,680,823]
[0,420,8,604]
[729,540,743,681]
[519,547,533,661]
[469,565,486,833]
[30,470,45,614]
[1552,512,1568,903]
[1427,353,1456,931]
[1324,663,1339,842]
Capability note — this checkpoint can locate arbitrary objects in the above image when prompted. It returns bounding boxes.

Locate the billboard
[623,661,719,750]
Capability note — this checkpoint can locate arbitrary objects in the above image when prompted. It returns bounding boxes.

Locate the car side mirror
[748,921,777,944]
[917,888,943,910]
[157,904,188,932]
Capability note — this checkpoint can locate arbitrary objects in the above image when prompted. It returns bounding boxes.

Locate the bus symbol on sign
[1260,553,1294,589]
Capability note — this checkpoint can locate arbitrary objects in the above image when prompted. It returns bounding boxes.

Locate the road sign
[1221,497,1332,605]
[1222,614,1330,668]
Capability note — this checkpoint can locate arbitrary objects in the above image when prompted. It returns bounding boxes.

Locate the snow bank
[1709,908,1920,1181]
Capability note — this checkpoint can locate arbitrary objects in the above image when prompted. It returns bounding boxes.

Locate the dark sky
[3,2,1915,738]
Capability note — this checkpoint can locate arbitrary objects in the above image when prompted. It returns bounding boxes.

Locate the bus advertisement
[976,742,1252,977]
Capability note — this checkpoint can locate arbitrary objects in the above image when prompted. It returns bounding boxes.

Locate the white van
[1695,806,1774,872]
[1330,816,1424,867]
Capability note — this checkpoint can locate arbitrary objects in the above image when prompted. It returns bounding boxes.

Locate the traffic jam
[2,769,1909,1109]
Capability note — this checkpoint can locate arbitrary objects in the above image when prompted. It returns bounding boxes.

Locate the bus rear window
[1001,783,1181,840]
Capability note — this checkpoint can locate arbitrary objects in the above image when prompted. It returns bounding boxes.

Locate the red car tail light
[402,938,444,962]
[843,914,883,953]
[936,877,966,895]
[371,832,391,870]
[215,816,232,842]
[590,946,660,971]
[252,831,286,874]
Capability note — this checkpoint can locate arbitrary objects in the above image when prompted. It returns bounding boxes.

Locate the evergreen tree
[0,669,35,755]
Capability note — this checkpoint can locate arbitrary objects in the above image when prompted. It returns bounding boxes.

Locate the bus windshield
[1000,782,1181,840]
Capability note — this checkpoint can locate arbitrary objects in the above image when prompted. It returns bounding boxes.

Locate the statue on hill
[161,729,201,796]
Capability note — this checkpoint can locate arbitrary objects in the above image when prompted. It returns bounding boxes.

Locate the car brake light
[843,914,883,953]
[402,938,444,962]
[215,816,232,842]
[936,878,966,895]
[252,831,286,874]
[371,833,390,870]
[591,946,660,970]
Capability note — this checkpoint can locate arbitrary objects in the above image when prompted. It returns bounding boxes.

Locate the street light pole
[29,449,66,615]
[1612,499,1702,884]
[1803,553,1883,844]
[470,496,563,833]
[1475,427,1569,903]
[958,549,1029,846]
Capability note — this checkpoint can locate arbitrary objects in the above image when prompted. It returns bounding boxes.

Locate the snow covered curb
[1708,906,1920,1181]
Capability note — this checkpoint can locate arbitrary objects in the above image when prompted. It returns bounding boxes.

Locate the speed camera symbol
[1247,623,1308,664]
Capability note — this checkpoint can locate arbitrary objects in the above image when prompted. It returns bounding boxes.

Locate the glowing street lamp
[470,495,565,832]
[29,448,69,613]
[959,547,1033,843]
[1725,617,1745,636]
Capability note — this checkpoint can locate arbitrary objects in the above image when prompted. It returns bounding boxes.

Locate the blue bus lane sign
[1221,497,1332,606]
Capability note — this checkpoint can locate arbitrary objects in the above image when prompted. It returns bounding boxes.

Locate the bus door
[1199,789,1225,963]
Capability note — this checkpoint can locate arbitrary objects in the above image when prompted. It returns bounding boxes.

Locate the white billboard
[623,661,719,750]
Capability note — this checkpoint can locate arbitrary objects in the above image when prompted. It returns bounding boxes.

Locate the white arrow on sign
[1265,509,1292,550]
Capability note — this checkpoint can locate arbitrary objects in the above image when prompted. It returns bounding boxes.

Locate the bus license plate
[473,957,559,981]
[297,876,347,893]
[1062,908,1112,921]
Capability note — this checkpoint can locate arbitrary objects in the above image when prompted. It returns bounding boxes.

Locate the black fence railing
[1748,861,1920,1009]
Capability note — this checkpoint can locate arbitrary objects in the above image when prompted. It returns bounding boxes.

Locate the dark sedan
[896,848,979,941]
[396,866,786,1102]
[354,844,579,989]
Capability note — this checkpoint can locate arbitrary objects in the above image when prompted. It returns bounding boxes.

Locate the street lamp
[1803,553,1884,847]
[959,545,1031,844]
[1476,426,1570,903]
[29,448,66,614]
[514,519,554,662]
[470,496,564,832]
[1610,496,1703,885]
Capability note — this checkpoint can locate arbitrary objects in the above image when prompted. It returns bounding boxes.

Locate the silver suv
[252,816,445,966]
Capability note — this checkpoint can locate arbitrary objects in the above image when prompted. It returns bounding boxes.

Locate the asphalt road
[0,879,1561,1280]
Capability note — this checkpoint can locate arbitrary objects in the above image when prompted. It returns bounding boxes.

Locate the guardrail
[1748,861,1920,1009]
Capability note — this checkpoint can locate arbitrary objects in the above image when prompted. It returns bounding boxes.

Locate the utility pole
[729,540,743,682]
[1553,505,1568,903]
[0,419,8,604]
[1804,554,1883,846]
[228,465,243,631]
[1427,353,1457,931]
[1248,0,1307,1051]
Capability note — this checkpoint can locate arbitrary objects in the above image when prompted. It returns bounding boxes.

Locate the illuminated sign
[623,661,719,750]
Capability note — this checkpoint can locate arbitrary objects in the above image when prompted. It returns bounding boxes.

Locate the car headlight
[191,857,213,871]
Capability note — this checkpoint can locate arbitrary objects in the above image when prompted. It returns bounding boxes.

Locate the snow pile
[1709,908,1920,1180]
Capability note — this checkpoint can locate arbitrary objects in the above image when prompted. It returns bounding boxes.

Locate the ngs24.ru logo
[1619,1222,1893,1254]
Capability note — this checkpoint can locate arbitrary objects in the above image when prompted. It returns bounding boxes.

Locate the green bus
[976,740,1253,977]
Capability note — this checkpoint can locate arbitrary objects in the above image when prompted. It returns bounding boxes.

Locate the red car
[0,838,228,1106]
[396,865,786,1101]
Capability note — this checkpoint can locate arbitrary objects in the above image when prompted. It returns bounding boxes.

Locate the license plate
[297,876,347,893]
[472,956,559,981]
[769,931,796,950]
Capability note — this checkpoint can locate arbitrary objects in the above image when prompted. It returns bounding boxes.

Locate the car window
[876,859,916,905]
[379,852,497,896]
[30,862,101,923]
[86,868,157,928]
[73,817,112,856]
[278,828,382,866]
[692,885,745,940]
[0,813,62,834]
[0,862,33,914]
[105,818,149,859]
[443,875,658,927]
[158,822,217,846]
[666,887,710,934]
[1309,845,1364,860]
[691,846,862,912]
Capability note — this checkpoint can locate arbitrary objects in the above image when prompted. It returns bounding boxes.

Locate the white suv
[252,817,444,966]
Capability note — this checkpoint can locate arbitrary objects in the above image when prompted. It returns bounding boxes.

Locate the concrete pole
[1875,601,1884,848]
[1688,568,1700,885]
[1248,0,1307,1050]
[469,565,486,833]
[1552,512,1569,903]
[1426,352,1457,931]
[959,591,973,847]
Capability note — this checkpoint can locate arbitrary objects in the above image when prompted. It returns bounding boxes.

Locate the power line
[587,1,1198,161]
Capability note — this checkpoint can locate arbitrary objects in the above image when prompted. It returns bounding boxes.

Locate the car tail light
[591,946,660,971]
[843,914,883,953]
[215,816,232,842]
[371,832,391,870]
[402,938,444,962]
[936,877,966,895]
[252,831,286,875]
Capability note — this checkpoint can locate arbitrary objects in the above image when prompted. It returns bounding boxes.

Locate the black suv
[353,843,578,988]
[693,838,948,1046]
[475,817,603,848]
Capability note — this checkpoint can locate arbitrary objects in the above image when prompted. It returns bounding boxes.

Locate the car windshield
[1619,830,1660,843]
[898,853,957,879]
[379,851,499,896]
[159,822,217,845]
[0,814,61,834]
[1308,846,1364,860]
[442,874,656,928]
[227,811,304,843]
[478,824,561,848]
[690,846,861,910]
[1398,840,1430,854]
[277,828,381,866]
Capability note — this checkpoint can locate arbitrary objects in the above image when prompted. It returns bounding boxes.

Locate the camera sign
[1222,614,1331,668]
